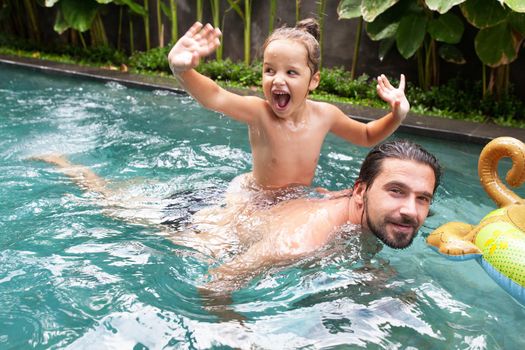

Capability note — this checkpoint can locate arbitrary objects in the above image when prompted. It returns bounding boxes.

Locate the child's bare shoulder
[308,99,342,121]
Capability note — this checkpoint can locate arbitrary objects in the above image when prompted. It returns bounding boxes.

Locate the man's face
[361,159,436,249]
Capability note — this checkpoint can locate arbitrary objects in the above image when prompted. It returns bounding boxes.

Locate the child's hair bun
[295,18,320,41]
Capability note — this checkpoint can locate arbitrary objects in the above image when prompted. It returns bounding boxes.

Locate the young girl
[168,19,409,194]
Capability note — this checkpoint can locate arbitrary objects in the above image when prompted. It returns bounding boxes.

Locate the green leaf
[367,21,399,40]
[460,0,507,29]
[337,0,362,19]
[425,0,466,14]
[362,0,400,22]
[45,0,60,7]
[225,0,245,21]
[509,11,525,35]
[378,37,395,61]
[428,12,464,43]
[96,0,113,4]
[60,0,99,32]
[438,44,466,63]
[475,21,522,66]
[160,1,170,18]
[396,13,428,58]
[114,0,147,16]
[365,0,414,40]
[53,9,69,34]
[504,0,525,13]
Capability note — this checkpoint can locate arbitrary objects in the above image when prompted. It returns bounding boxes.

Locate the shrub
[129,46,171,72]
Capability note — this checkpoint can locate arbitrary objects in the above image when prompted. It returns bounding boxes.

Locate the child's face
[262,39,320,119]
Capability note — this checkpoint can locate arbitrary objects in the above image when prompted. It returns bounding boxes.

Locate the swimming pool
[1,63,524,349]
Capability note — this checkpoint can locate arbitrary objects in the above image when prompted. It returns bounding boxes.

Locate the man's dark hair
[355,139,442,193]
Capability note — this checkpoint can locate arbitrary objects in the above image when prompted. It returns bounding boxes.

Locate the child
[167,19,409,192]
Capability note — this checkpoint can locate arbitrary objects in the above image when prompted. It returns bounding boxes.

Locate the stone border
[1,54,523,144]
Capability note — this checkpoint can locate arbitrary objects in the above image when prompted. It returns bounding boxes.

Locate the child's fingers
[200,23,218,43]
[398,74,406,91]
[380,74,394,89]
[377,75,387,91]
[185,22,204,39]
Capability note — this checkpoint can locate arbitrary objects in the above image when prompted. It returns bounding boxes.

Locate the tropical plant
[337,0,362,80]
[269,0,277,34]
[196,0,203,22]
[157,0,177,46]
[142,0,150,50]
[0,0,42,43]
[210,0,223,60]
[156,0,163,47]
[460,0,525,98]
[43,0,150,51]
[317,0,327,70]
[169,0,178,43]
[338,0,466,90]
[225,0,252,65]
[296,0,302,23]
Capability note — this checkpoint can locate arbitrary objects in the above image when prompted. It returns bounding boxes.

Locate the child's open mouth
[272,91,290,109]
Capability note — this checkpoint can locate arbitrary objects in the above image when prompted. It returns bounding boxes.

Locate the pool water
[1,63,524,349]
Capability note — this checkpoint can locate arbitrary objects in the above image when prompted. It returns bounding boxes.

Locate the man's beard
[364,196,419,249]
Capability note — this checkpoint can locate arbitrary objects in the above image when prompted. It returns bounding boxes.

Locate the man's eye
[418,196,431,204]
[389,188,402,194]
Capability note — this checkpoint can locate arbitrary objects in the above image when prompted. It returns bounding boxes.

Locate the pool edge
[2,54,523,145]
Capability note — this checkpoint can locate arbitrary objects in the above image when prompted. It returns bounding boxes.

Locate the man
[201,139,441,288]
[33,139,441,290]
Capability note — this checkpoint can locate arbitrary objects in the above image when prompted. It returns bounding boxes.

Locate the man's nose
[399,197,418,218]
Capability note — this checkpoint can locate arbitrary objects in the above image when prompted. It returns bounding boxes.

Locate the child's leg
[32,154,111,197]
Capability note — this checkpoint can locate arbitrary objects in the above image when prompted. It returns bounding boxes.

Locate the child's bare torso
[249,100,333,188]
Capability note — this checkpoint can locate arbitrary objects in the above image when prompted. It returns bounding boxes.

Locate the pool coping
[2,54,523,145]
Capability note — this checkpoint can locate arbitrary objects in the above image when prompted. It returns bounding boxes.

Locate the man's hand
[376,74,410,121]
[167,22,222,75]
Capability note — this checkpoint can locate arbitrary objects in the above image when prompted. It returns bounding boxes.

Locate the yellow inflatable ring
[427,137,525,304]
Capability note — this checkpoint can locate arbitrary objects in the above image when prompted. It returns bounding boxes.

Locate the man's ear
[309,71,320,91]
[352,181,367,206]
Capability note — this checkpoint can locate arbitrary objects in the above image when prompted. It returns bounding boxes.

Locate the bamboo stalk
[317,0,326,70]
[23,0,40,42]
[118,6,123,50]
[350,17,363,80]
[244,0,252,65]
[197,0,203,22]
[143,0,151,50]
[157,0,163,47]
[170,0,178,43]
[269,0,276,34]
[129,17,135,52]
[211,0,222,60]
[296,0,301,23]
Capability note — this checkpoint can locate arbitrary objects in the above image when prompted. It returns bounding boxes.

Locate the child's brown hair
[262,18,321,75]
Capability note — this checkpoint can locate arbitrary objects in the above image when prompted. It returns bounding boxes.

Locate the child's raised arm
[168,22,261,123]
[168,22,221,74]
[329,74,409,147]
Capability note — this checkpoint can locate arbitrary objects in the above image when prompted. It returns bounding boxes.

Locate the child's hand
[168,22,221,75]
[376,74,410,121]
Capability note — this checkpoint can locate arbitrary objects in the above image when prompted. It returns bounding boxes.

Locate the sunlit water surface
[1,64,524,349]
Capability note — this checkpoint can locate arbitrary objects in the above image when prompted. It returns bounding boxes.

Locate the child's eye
[287,70,297,75]
[264,68,274,74]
